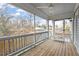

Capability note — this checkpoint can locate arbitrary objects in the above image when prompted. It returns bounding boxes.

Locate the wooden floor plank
[54,42,61,56]
[64,42,67,56]
[66,43,69,56]
[21,39,78,56]
[57,43,62,56]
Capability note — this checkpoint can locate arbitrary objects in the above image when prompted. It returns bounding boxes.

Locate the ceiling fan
[36,3,54,9]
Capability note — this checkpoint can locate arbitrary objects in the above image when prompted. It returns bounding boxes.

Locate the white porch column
[47,20,49,39]
[63,19,65,41]
[52,20,55,39]
[70,19,73,42]
[34,14,36,44]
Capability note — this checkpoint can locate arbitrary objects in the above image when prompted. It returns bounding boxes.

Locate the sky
[0,3,31,18]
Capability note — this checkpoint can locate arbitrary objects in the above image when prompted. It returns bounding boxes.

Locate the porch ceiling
[11,3,76,20]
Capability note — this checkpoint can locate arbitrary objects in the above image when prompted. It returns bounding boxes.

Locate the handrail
[0,31,48,40]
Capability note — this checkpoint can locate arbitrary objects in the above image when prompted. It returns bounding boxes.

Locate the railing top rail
[0,31,48,40]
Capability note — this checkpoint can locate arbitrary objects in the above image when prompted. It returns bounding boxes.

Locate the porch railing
[0,31,48,56]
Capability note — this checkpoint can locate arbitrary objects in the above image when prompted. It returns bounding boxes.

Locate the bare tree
[0,4,14,36]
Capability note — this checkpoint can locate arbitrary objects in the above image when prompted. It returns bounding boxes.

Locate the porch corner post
[52,20,55,39]
[63,19,65,41]
[34,14,36,44]
[47,20,49,39]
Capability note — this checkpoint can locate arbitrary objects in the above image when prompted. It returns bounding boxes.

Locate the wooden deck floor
[21,39,78,56]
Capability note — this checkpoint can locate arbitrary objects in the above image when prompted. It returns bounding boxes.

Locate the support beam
[63,19,65,41]
[47,20,49,39]
[52,20,55,39]
[70,19,73,42]
[34,14,36,44]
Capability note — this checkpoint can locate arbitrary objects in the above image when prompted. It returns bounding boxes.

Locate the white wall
[73,3,79,54]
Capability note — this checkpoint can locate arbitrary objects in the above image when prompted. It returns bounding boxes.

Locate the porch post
[47,20,49,39]
[70,19,73,42]
[34,14,36,44]
[52,20,55,39]
[63,19,65,41]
